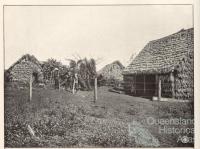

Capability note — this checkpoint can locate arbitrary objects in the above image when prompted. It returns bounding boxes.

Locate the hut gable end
[7,54,44,82]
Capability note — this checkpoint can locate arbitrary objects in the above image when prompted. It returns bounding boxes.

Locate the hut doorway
[32,72,39,83]
[134,74,156,98]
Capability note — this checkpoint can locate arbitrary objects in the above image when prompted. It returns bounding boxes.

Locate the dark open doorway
[32,72,39,83]
[134,74,156,98]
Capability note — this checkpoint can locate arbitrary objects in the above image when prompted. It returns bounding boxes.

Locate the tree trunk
[87,76,91,90]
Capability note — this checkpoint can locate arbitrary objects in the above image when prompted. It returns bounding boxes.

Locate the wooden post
[158,76,161,101]
[134,75,136,95]
[170,72,175,98]
[59,79,60,91]
[94,77,97,103]
[30,74,32,101]
[72,78,75,94]
[155,75,158,96]
[144,75,146,94]
[58,70,60,91]
[50,71,52,84]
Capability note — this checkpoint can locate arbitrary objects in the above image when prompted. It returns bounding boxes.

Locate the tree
[66,57,97,91]
[41,58,68,82]
[82,58,96,90]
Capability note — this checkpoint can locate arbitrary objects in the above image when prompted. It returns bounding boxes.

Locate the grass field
[4,85,194,147]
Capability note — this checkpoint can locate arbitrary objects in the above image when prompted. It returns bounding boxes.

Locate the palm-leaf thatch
[6,54,44,82]
[7,54,42,72]
[123,28,194,75]
[123,28,194,100]
[98,60,125,81]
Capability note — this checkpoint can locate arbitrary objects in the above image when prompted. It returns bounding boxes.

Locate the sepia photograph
[3,4,194,148]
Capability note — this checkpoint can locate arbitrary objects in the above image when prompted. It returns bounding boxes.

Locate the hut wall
[123,74,135,95]
[174,33,194,100]
[174,59,193,100]
[159,74,172,98]
[9,60,43,83]
[175,45,194,100]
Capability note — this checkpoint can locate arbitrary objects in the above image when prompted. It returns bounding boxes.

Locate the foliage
[97,74,106,86]
[41,58,68,82]
[5,87,194,147]
[67,58,97,90]
[4,70,11,82]
[4,88,135,147]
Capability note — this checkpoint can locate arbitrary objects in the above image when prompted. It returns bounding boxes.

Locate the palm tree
[66,57,97,91]
[82,58,96,90]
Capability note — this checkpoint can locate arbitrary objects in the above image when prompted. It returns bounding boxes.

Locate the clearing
[5,86,194,147]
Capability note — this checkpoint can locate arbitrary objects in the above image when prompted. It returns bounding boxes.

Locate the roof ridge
[7,54,42,72]
[149,27,193,43]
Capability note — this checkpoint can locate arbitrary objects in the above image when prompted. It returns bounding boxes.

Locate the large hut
[123,28,194,100]
[5,54,44,83]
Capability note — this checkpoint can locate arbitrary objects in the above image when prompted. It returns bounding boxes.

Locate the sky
[4,5,193,70]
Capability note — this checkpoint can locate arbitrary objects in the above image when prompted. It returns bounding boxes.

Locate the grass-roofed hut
[98,61,125,86]
[5,54,44,83]
[123,28,194,100]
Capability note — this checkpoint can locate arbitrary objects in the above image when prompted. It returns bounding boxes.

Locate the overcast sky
[4,5,193,70]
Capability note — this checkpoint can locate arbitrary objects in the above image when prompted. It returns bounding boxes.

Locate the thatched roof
[7,54,42,72]
[123,28,194,75]
[98,60,125,80]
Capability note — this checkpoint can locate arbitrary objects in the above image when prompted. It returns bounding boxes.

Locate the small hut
[98,61,124,80]
[123,28,194,100]
[98,61,124,86]
[6,54,44,83]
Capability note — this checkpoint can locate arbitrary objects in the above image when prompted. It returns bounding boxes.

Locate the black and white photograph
[3,2,197,148]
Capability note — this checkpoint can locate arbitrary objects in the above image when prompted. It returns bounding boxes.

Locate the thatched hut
[6,54,44,83]
[98,61,124,80]
[123,28,194,100]
[98,61,125,86]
